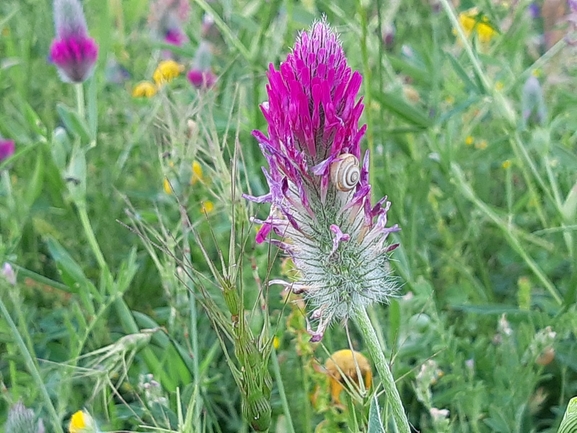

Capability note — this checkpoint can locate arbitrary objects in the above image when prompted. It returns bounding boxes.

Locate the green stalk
[271,347,296,433]
[0,295,64,433]
[76,204,107,273]
[75,82,85,120]
[353,307,410,433]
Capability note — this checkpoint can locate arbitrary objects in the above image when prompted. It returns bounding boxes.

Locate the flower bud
[0,139,15,162]
[522,75,547,126]
[50,0,98,83]
[4,402,44,433]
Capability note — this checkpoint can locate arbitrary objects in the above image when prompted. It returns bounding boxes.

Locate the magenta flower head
[246,18,400,342]
[187,41,217,89]
[0,139,15,162]
[49,0,98,83]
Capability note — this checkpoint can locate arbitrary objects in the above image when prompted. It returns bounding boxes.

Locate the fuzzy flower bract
[49,0,98,83]
[4,402,44,433]
[246,19,399,341]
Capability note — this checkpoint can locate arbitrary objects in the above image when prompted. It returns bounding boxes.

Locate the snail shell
[330,153,360,192]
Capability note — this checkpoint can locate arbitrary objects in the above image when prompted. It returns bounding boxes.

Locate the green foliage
[1,0,577,432]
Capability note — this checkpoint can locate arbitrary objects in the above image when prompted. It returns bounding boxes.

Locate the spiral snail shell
[330,153,360,192]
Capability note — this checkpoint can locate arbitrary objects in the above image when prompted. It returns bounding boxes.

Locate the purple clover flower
[246,19,399,342]
[0,139,15,162]
[49,0,98,83]
[187,41,217,89]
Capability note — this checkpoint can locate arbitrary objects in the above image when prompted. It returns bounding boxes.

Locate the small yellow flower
[476,21,497,43]
[191,160,203,185]
[465,135,475,146]
[458,9,478,38]
[163,178,173,195]
[153,60,183,85]
[457,8,497,43]
[132,81,157,98]
[502,159,512,169]
[273,336,280,349]
[325,349,372,405]
[495,81,504,91]
[201,200,214,214]
[475,139,488,150]
[69,410,96,433]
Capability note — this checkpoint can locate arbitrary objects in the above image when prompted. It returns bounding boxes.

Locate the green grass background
[1,0,577,432]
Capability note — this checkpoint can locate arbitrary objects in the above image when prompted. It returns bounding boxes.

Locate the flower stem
[353,307,410,433]
[0,294,64,433]
[75,82,85,119]
[76,203,107,273]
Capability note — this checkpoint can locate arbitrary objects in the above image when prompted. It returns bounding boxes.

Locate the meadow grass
[1,0,577,432]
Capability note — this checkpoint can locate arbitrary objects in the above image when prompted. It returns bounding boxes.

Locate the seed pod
[330,154,360,192]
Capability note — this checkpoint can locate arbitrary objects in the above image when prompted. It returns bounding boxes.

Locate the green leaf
[45,237,99,302]
[56,103,91,144]
[375,91,432,130]
[368,394,386,433]
[65,146,87,204]
[447,52,481,94]
[558,397,577,433]
[24,148,44,208]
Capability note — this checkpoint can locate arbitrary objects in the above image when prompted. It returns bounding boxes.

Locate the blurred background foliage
[1,0,577,431]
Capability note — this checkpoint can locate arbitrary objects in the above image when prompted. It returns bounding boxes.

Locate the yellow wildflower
[69,410,97,433]
[273,336,280,349]
[465,136,475,146]
[163,178,173,195]
[132,81,157,98]
[325,349,372,405]
[458,10,478,38]
[153,60,183,85]
[502,159,512,169]
[495,81,504,91]
[191,160,203,185]
[457,8,497,43]
[476,22,496,43]
[201,201,214,214]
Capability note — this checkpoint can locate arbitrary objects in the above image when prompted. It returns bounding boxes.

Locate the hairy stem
[353,307,410,433]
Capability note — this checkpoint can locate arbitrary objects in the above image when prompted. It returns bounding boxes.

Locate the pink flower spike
[246,18,399,341]
[50,0,98,83]
[0,139,15,162]
[164,28,187,46]
[187,69,217,89]
[50,36,98,83]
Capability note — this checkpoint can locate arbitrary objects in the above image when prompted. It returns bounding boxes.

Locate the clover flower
[325,349,372,404]
[0,139,15,162]
[245,18,399,342]
[49,0,98,83]
[148,0,190,49]
[4,401,44,433]
[187,41,217,89]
